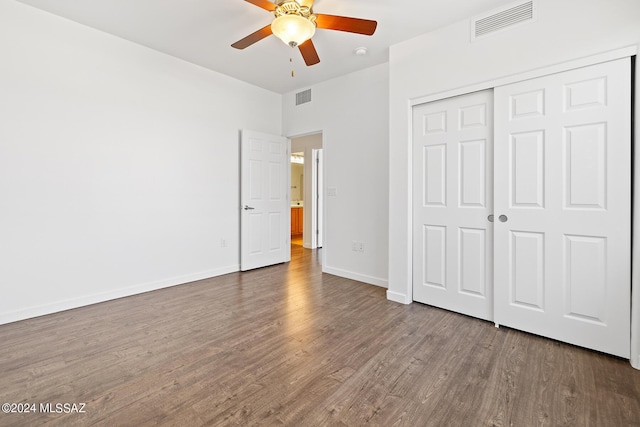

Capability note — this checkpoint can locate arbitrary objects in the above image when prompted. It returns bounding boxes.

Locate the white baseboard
[632,354,640,370]
[0,265,240,326]
[386,290,411,304]
[322,266,388,288]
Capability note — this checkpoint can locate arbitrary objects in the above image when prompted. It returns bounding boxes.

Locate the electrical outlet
[352,241,365,252]
[221,239,227,248]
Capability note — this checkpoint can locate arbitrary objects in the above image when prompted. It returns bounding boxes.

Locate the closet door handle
[243,205,255,210]
[487,215,494,223]
[499,214,508,222]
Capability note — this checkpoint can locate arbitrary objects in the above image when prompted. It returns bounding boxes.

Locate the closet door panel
[494,58,631,357]
[413,90,494,321]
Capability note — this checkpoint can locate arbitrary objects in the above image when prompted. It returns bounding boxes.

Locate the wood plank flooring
[1,245,639,426]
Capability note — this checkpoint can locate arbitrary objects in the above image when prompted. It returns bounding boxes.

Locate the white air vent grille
[296,89,312,105]
[473,1,534,39]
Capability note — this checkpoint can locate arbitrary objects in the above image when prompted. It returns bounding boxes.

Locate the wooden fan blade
[244,0,277,11]
[299,39,320,66]
[231,25,273,49]
[315,14,377,35]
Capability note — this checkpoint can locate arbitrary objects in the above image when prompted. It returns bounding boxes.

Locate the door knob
[498,214,508,222]
[487,215,494,223]
[243,205,255,210]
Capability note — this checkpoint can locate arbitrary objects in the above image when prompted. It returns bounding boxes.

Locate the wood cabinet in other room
[291,207,303,236]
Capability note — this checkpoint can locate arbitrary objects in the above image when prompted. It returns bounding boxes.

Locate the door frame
[406,46,639,367]
[289,132,324,250]
[311,148,323,248]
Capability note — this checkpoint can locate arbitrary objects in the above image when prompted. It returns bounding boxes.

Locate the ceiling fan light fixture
[233,0,378,67]
[271,13,316,47]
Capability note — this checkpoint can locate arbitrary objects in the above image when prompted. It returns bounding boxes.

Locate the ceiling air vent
[296,89,312,106]
[472,1,535,40]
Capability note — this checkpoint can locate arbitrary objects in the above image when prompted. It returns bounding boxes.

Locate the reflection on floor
[291,235,303,246]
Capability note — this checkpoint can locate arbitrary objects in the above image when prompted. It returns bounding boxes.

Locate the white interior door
[412,90,494,321]
[493,58,631,357]
[240,130,290,271]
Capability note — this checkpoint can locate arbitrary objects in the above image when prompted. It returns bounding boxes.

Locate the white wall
[284,64,389,287]
[388,0,640,365]
[0,1,281,324]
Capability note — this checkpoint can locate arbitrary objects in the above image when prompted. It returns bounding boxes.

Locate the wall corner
[386,290,411,304]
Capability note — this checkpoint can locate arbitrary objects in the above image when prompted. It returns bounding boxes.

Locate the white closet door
[494,58,631,357]
[413,90,494,321]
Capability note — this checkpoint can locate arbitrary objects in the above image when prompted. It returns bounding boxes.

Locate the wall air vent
[472,1,535,40]
[296,89,312,106]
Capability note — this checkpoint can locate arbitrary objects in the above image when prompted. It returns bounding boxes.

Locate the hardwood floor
[291,234,303,246]
[1,245,639,426]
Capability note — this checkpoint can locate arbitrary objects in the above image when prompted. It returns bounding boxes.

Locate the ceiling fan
[231,0,377,66]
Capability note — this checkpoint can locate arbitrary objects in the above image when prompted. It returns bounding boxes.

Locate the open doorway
[290,152,304,247]
[289,133,323,252]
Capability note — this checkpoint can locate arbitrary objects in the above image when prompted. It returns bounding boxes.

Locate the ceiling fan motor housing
[274,1,316,22]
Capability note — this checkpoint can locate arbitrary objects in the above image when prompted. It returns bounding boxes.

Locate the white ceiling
[16,0,517,94]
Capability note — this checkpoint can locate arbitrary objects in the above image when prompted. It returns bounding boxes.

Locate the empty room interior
[1,0,640,425]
